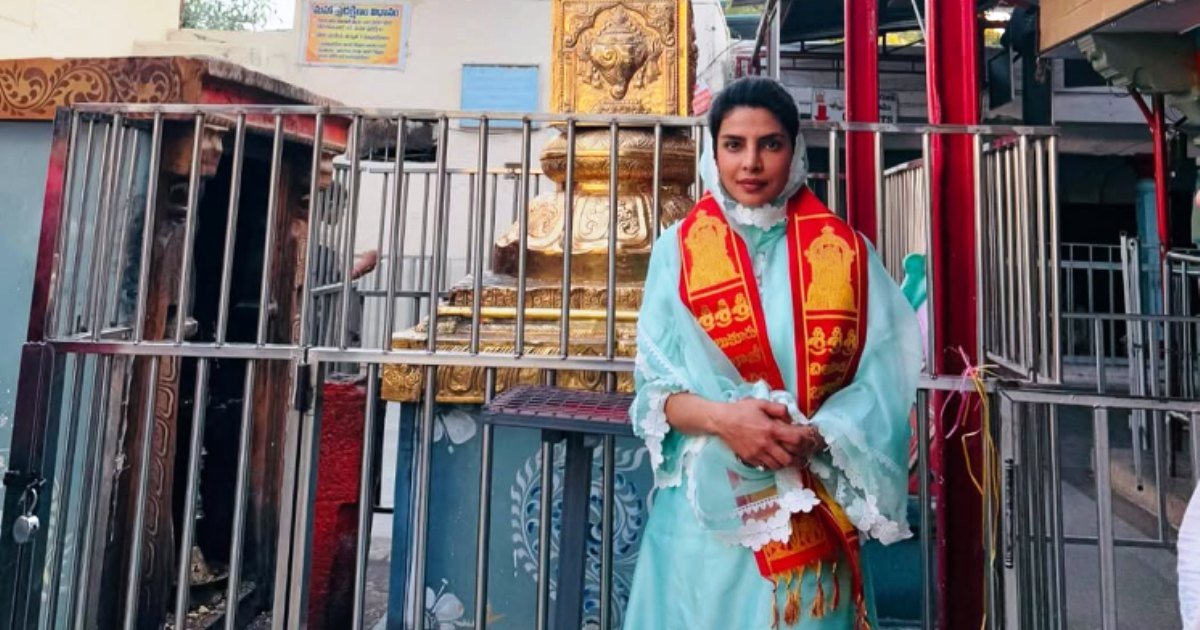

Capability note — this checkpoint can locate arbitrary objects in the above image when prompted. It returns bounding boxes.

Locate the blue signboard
[460,64,540,128]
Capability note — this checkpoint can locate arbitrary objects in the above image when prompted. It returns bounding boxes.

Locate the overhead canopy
[726,0,997,44]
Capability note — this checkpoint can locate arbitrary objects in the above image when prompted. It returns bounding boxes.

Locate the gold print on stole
[807,326,859,358]
[733,294,752,322]
[715,299,733,327]
[684,212,739,291]
[803,226,857,311]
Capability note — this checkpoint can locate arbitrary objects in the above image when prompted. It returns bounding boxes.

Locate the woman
[1181,486,1200,630]
[623,77,921,629]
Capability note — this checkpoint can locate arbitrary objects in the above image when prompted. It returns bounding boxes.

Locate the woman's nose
[742,149,762,172]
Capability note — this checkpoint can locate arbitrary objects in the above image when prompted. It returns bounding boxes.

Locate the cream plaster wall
[0,0,180,58]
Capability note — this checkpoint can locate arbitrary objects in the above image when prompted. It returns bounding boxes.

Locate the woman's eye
[764,139,782,151]
[723,141,741,151]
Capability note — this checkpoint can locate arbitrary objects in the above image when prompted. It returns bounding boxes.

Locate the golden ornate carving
[803,226,858,311]
[553,0,693,115]
[0,58,197,121]
[492,128,694,282]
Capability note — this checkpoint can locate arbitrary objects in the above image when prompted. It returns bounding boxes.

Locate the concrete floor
[1057,407,1185,629]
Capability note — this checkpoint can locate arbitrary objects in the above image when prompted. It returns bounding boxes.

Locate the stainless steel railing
[2,103,1114,630]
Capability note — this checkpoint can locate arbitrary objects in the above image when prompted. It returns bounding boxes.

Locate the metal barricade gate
[5,103,1185,630]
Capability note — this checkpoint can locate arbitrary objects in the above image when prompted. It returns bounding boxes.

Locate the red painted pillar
[845,0,879,242]
[926,0,983,627]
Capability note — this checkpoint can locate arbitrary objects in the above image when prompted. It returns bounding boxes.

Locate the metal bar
[487,173,499,271]
[560,121,577,356]
[47,112,82,337]
[1047,405,1067,630]
[64,120,102,336]
[71,355,114,629]
[474,368,498,629]
[515,119,532,355]
[255,114,286,347]
[49,340,305,360]
[873,130,885,250]
[417,172,431,296]
[426,118,450,351]
[1003,148,1017,363]
[297,112,325,347]
[465,172,476,277]
[535,438,554,630]
[122,356,161,629]
[921,132,936,373]
[1034,140,1050,379]
[88,115,125,338]
[441,171,454,288]
[174,358,210,626]
[282,363,323,626]
[1048,136,1062,379]
[44,353,90,624]
[225,360,258,629]
[916,388,934,629]
[1029,405,1048,627]
[973,134,986,361]
[340,117,364,349]
[1061,535,1181,549]
[1148,324,1170,542]
[1000,394,1021,628]
[1093,407,1118,630]
[1017,136,1034,370]
[107,125,142,326]
[383,116,407,349]
[1095,318,1107,393]
[470,117,490,353]
[174,114,206,344]
[352,365,381,629]
[216,114,247,344]
[1191,411,1200,487]
[63,102,1060,133]
[409,367,437,627]
[829,128,841,215]
[600,435,616,630]
[375,170,390,300]
[606,122,619,388]
[652,122,663,240]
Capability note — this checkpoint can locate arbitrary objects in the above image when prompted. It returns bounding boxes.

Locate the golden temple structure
[382,0,697,403]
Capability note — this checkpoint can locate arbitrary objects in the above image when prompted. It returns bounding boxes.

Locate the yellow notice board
[302,2,411,69]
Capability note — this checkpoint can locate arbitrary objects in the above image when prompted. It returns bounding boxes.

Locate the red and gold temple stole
[677,187,872,627]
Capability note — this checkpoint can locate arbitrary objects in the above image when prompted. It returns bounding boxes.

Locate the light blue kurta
[623,203,921,630]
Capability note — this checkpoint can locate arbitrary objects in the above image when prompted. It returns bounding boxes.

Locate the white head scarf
[698,105,809,231]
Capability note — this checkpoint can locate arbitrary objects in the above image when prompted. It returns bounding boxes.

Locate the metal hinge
[292,363,312,413]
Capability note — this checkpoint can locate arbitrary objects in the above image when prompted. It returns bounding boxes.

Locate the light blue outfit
[623,129,921,629]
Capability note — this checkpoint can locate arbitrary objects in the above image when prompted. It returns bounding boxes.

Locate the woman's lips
[737,179,768,193]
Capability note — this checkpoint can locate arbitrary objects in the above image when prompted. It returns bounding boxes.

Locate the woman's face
[714,106,794,207]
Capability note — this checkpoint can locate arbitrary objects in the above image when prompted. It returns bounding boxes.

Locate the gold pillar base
[380,279,638,404]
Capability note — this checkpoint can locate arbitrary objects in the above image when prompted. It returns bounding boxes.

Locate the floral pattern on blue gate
[510,444,648,629]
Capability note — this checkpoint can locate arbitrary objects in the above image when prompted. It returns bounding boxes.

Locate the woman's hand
[711,399,814,471]
[663,394,827,471]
